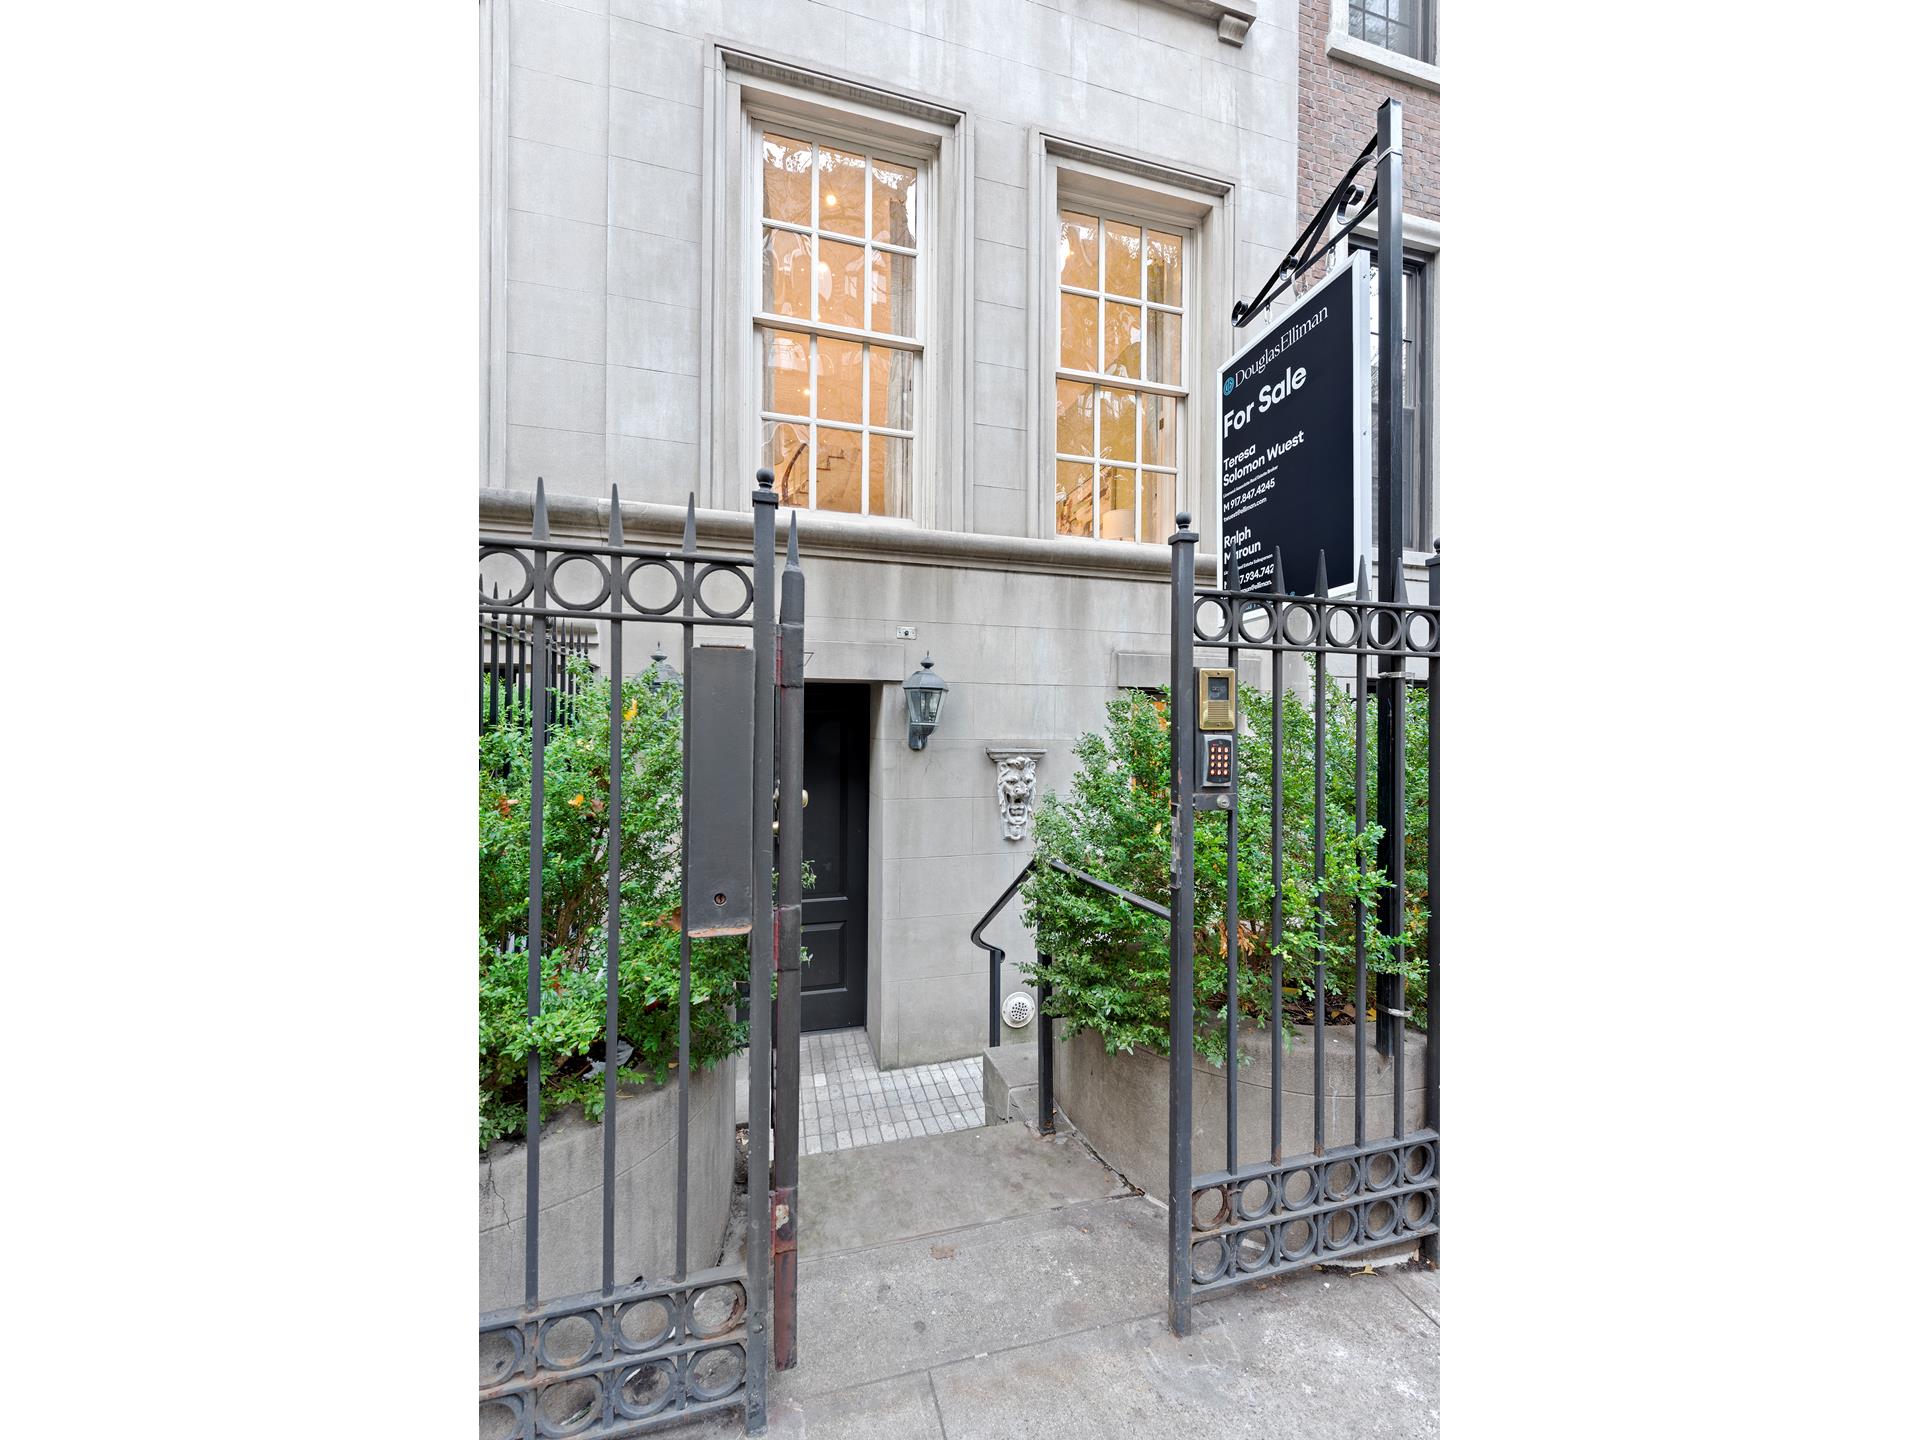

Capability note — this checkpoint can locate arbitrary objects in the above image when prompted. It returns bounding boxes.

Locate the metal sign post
[1372,98,1407,1061]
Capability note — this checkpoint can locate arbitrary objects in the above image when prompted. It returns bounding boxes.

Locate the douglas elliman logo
[1223,302,1328,398]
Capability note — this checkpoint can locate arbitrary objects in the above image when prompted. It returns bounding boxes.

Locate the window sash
[752,118,925,518]
[1357,243,1432,552]
[1052,206,1190,543]
[1349,0,1434,64]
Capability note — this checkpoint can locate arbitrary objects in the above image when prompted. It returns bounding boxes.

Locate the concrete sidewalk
[674,1122,1437,1439]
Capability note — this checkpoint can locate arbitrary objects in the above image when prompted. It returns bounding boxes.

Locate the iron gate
[478,472,804,1437]
[1165,519,1439,1333]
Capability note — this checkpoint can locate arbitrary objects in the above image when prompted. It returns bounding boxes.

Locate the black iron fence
[480,609,597,732]
[478,477,801,1438]
[1165,518,1439,1333]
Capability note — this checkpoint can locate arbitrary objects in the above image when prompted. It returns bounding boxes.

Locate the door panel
[800,684,869,1031]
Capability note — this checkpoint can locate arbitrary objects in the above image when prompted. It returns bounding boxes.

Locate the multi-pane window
[1054,210,1185,542]
[1358,244,1431,551]
[1349,0,1434,63]
[757,130,919,516]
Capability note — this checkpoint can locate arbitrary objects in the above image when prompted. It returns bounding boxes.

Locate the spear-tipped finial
[1271,547,1287,597]
[785,510,799,567]
[682,492,696,550]
[607,483,623,545]
[1390,554,1406,604]
[532,476,550,541]
[1314,549,1328,598]
[1225,541,1241,592]
[1355,553,1372,602]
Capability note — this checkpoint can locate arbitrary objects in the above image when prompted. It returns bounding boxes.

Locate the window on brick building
[756,128,920,517]
[1053,209,1188,543]
[1356,243,1432,552]
[1348,1,1435,65]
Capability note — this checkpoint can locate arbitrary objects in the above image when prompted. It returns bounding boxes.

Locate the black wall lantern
[903,654,947,750]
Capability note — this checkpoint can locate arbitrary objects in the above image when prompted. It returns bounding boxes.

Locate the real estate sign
[1217,251,1371,596]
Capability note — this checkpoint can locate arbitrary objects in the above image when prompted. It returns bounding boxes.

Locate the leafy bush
[1019,680,1428,1066]
[479,662,748,1151]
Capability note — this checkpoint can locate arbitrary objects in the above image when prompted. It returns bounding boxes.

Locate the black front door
[799,684,870,1031]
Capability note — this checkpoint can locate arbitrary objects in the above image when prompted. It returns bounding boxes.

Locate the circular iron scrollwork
[1364,606,1403,654]
[686,1342,748,1403]
[688,1281,748,1339]
[534,1372,604,1436]
[1234,598,1276,645]
[1193,596,1231,644]
[620,556,687,615]
[536,1309,603,1371]
[1232,1223,1276,1274]
[613,1360,677,1422]
[1323,605,1360,649]
[614,1295,675,1353]
[547,551,614,614]
[1401,1142,1436,1185]
[1190,1236,1230,1286]
[480,1326,524,1388]
[480,545,538,608]
[1280,602,1321,647]
[692,563,753,620]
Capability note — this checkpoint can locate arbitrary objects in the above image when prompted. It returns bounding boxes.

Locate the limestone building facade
[479,0,1438,1066]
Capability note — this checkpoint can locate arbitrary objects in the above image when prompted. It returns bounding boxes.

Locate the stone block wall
[484,0,1301,528]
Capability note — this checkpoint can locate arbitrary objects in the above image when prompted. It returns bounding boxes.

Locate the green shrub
[479,661,747,1151]
[1019,680,1427,1066]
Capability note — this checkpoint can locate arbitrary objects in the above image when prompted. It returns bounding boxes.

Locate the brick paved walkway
[799,1028,985,1155]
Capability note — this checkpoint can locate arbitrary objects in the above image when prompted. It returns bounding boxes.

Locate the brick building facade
[1298,0,1439,225]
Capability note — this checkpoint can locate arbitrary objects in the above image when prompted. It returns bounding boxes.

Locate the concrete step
[980,1043,1038,1126]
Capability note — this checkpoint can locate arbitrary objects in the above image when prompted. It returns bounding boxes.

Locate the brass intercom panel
[1194,668,1238,808]
[1197,668,1237,731]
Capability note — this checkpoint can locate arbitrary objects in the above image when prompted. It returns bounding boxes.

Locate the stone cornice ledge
[1151,0,1258,47]
[480,488,1219,583]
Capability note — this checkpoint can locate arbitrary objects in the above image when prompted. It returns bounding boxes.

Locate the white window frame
[1030,136,1234,550]
[1328,0,1440,91]
[1341,211,1441,559]
[708,50,968,528]
[751,125,924,517]
[1050,205,1191,544]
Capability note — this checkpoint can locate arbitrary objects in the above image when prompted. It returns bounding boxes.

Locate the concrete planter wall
[479,1056,734,1313]
[1053,1024,1429,1204]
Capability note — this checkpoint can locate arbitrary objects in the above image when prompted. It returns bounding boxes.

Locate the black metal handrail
[971,859,1036,1049]
[970,856,1173,1137]
[1043,858,1171,922]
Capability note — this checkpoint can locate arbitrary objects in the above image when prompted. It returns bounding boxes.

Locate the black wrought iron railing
[969,857,1172,1138]
[479,607,596,732]
[477,477,802,1436]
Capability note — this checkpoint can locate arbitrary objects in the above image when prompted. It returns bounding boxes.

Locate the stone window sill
[1326,32,1440,92]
